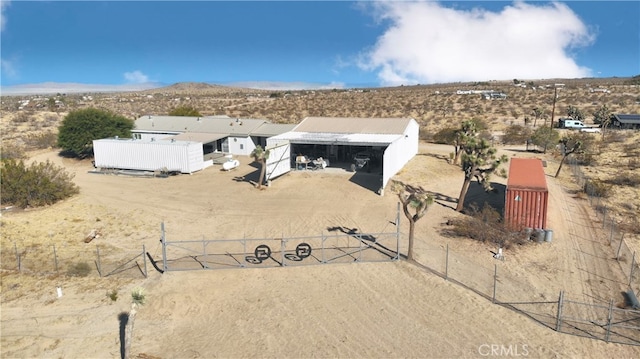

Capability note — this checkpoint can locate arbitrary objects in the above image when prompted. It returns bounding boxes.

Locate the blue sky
[1,1,639,93]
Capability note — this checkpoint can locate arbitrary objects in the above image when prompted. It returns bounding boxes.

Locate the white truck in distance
[558,118,601,133]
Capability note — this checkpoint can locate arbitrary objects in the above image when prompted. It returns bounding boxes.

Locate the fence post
[629,252,636,288]
[396,202,401,261]
[321,232,326,264]
[53,244,59,273]
[96,245,102,277]
[445,244,449,280]
[616,234,625,260]
[14,242,20,272]
[281,238,286,267]
[142,244,148,278]
[602,206,607,228]
[556,290,564,332]
[161,222,168,272]
[492,264,497,304]
[241,238,246,268]
[609,220,614,245]
[605,299,614,342]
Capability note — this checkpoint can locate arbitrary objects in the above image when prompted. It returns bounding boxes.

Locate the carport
[265,117,419,195]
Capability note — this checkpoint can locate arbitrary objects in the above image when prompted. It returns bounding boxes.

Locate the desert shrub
[107,289,119,302]
[605,130,627,143]
[0,142,26,160]
[628,158,639,170]
[619,219,640,235]
[442,203,524,249]
[584,179,612,198]
[12,111,33,123]
[432,127,457,144]
[606,172,640,187]
[23,131,58,150]
[0,159,80,208]
[502,124,532,144]
[168,105,201,117]
[67,262,91,277]
[419,128,433,141]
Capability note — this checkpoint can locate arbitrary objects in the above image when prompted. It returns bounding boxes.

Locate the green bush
[168,105,202,117]
[502,124,532,145]
[67,262,91,277]
[57,108,134,158]
[0,159,79,208]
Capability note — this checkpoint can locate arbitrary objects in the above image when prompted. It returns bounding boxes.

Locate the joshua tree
[592,104,614,139]
[250,145,270,189]
[455,120,508,212]
[566,105,585,122]
[555,137,583,178]
[532,107,544,127]
[390,180,434,261]
[124,287,146,359]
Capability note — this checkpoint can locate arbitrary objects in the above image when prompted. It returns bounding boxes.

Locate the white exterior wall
[227,136,256,156]
[381,119,419,190]
[93,139,209,174]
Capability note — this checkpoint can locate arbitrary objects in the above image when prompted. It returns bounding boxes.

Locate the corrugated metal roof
[293,117,413,134]
[614,114,640,123]
[250,123,297,137]
[507,158,548,191]
[134,115,268,136]
[269,131,402,145]
[169,132,228,143]
[95,138,196,146]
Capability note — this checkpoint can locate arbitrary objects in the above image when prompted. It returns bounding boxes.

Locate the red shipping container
[504,158,549,230]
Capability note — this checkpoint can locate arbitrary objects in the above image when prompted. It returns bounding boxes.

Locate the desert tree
[432,127,461,164]
[250,145,270,189]
[455,120,508,212]
[555,136,583,178]
[592,104,614,139]
[566,105,585,122]
[531,107,545,127]
[168,105,202,117]
[502,124,531,145]
[390,180,434,261]
[123,287,146,359]
[530,126,560,153]
[57,108,134,158]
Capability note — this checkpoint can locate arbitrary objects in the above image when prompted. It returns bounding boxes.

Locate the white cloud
[1,57,17,77]
[0,0,10,32]
[359,1,595,86]
[124,70,150,83]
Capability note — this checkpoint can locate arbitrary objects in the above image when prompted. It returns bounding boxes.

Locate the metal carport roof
[268,131,402,146]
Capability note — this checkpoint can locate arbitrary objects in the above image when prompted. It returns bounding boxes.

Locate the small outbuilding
[611,114,640,130]
[504,158,548,230]
[93,137,213,174]
[265,116,419,194]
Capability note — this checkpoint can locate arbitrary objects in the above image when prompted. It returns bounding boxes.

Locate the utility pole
[550,85,558,129]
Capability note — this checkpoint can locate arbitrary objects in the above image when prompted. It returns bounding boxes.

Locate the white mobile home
[93,138,212,174]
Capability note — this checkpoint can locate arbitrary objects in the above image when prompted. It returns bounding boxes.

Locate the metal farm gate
[157,220,400,272]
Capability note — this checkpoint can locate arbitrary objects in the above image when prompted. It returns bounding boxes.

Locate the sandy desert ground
[1,141,639,358]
